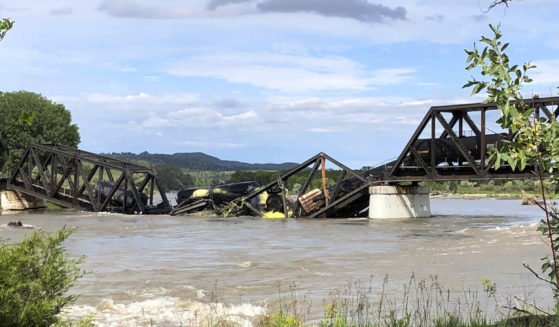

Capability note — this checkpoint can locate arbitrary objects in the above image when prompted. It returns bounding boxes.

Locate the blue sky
[1,0,558,168]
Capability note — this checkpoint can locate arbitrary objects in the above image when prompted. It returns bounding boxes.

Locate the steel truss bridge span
[367,96,559,182]
[7,144,171,214]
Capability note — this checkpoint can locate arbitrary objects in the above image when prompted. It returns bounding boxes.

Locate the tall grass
[260,275,556,327]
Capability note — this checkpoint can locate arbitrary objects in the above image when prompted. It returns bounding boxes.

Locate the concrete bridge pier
[369,185,431,219]
[0,190,46,210]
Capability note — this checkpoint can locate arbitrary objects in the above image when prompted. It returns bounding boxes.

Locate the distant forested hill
[108,151,299,171]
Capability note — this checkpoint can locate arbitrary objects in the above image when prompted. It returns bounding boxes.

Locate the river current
[0,199,553,326]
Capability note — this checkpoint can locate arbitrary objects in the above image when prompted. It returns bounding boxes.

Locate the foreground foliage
[0,18,13,42]
[0,228,88,327]
[257,277,558,327]
[464,24,559,291]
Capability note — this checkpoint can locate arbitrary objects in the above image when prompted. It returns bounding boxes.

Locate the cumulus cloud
[256,0,406,23]
[207,0,252,10]
[75,91,437,136]
[166,52,415,92]
[114,94,436,146]
[166,107,260,127]
[59,92,199,107]
[208,0,407,22]
[61,89,476,162]
[99,0,406,23]
[530,59,559,85]
[86,92,150,103]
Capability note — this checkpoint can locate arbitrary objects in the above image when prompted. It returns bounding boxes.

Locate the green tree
[0,91,80,176]
[153,163,195,191]
[0,228,88,327]
[464,24,559,289]
[0,18,13,42]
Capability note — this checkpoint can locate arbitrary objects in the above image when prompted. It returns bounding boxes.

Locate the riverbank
[429,191,534,201]
[422,180,557,201]
[430,191,556,207]
[430,192,514,199]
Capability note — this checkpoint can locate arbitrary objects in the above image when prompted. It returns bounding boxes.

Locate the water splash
[64,297,266,327]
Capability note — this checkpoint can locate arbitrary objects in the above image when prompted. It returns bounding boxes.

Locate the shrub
[0,228,86,327]
[258,309,302,327]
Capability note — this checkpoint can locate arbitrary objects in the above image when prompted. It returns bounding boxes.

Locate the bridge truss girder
[7,144,171,214]
[379,96,559,182]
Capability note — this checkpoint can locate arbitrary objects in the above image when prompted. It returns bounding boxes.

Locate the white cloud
[370,68,415,85]
[105,63,138,73]
[87,92,150,103]
[166,52,415,92]
[172,107,260,126]
[308,127,336,133]
[531,59,559,86]
[151,95,438,132]
[78,92,199,105]
[91,93,442,140]
[143,76,161,82]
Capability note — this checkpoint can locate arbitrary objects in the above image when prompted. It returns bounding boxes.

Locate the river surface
[0,199,553,326]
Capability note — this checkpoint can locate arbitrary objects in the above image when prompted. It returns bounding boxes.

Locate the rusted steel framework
[7,144,171,214]
[372,96,559,182]
[233,152,375,218]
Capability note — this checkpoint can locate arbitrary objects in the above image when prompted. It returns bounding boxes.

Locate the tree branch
[523,263,559,290]
[483,0,513,13]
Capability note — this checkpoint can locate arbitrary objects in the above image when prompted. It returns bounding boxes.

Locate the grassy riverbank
[422,180,557,199]
[256,277,556,327]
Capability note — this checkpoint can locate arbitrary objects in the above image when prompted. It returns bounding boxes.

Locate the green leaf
[462,80,476,88]
[520,155,526,170]
[471,83,487,95]
[494,154,501,170]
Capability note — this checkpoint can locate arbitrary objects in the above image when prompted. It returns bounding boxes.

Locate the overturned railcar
[172,181,261,215]
[176,181,259,204]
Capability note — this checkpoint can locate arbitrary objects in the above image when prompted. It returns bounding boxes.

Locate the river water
[0,199,553,326]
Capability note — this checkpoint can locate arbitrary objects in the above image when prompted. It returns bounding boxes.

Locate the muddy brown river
[0,199,552,326]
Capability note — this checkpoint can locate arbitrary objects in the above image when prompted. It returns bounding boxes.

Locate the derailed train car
[405,133,505,166]
[173,180,295,217]
[176,181,259,205]
[95,180,147,210]
[172,181,262,215]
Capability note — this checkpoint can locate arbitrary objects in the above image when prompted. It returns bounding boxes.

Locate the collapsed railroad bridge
[5,96,559,218]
